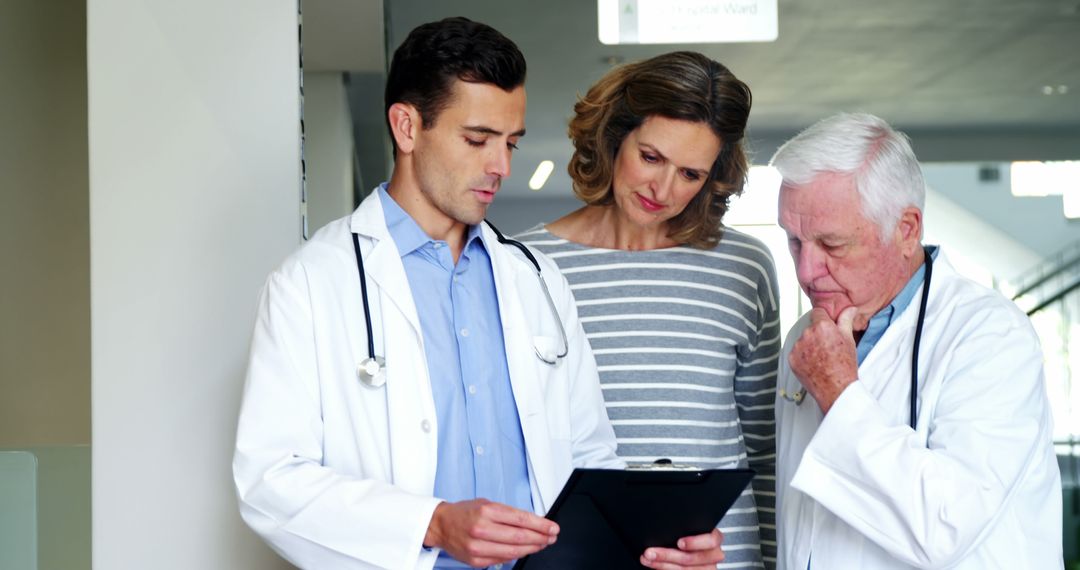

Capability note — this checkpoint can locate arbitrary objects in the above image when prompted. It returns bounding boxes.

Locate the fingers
[809,306,832,324]
[837,306,858,336]
[675,528,722,551]
[474,503,557,549]
[427,500,558,567]
[457,538,551,568]
[425,498,557,565]
[640,546,724,569]
[640,529,724,569]
[488,502,559,537]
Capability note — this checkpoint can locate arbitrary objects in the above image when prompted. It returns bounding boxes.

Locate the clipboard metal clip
[626,458,702,471]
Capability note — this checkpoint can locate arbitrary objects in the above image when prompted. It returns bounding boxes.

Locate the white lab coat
[775,250,1063,569]
[233,191,623,570]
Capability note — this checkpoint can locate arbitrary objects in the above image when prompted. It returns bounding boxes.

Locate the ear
[894,206,923,257]
[387,102,420,155]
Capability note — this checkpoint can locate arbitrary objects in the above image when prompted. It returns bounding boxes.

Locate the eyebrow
[640,143,710,176]
[464,125,527,137]
[807,232,848,243]
[779,226,848,242]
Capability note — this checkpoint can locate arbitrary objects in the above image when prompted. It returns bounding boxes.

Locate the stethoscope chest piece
[357,356,386,388]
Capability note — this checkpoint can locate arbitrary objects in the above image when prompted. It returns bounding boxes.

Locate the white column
[88,1,300,567]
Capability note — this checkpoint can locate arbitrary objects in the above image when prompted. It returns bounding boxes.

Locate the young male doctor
[771,112,1063,569]
[233,17,724,570]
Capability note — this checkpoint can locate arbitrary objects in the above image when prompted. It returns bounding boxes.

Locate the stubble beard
[419,181,490,227]
[414,151,493,227]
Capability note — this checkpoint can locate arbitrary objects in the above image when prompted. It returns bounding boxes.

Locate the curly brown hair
[567,51,751,248]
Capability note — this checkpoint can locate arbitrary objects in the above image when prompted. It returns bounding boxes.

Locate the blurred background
[2,0,1078,567]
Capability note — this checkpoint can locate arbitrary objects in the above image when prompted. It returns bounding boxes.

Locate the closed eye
[681,169,703,182]
[821,242,849,256]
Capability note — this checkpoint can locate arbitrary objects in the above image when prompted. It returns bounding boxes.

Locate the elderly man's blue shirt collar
[857,245,939,364]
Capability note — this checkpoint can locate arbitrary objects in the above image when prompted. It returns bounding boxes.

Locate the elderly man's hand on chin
[640,528,725,570]
[789,306,860,414]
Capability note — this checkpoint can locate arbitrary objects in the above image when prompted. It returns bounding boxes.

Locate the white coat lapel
[349,191,437,494]
[484,226,558,512]
[349,192,422,336]
[486,229,541,422]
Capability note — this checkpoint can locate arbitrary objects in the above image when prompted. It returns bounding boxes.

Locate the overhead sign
[598,0,778,44]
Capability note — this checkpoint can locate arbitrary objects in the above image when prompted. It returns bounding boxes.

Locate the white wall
[87,1,300,568]
[486,195,583,235]
[304,72,355,233]
[923,188,1040,287]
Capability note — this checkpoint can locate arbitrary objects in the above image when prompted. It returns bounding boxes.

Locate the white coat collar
[347,189,422,335]
[345,188,540,342]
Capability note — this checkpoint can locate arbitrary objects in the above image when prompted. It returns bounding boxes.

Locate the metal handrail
[1027,277,1080,316]
[1010,239,1080,300]
[1013,253,1080,300]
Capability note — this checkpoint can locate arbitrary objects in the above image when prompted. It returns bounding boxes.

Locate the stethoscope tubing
[909,245,934,429]
[352,232,377,362]
[349,219,570,385]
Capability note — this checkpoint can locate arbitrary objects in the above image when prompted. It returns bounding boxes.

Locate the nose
[487,145,512,179]
[650,166,678,200]
[794,243,827,286]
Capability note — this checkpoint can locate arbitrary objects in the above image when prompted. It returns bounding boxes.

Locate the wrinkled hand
[423,499,557,567]
[640,528,724,569]
[789,306,859,414]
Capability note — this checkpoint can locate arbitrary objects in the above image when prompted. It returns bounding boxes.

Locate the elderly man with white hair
[770,112,1063,569]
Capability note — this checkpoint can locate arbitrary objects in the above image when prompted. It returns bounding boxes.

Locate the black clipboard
[513,467,755,569]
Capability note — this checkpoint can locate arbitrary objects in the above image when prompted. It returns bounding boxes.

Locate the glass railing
[0,451,37,570]
[0,446,91,570]
[1007,245,1080,565]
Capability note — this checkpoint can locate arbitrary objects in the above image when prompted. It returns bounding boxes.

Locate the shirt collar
[866,245,939,331]
[377,183,487,257]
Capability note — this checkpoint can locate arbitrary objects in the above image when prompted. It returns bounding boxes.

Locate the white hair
[769,113,925,241]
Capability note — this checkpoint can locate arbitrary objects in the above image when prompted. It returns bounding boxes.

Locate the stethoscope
[350,220,569,388]
[779,246,933,430]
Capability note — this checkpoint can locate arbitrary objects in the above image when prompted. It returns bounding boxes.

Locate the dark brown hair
[568,51,751,248]
[384,17,526,154]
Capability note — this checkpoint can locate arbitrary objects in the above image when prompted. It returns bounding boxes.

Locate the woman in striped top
[517,52,779,569]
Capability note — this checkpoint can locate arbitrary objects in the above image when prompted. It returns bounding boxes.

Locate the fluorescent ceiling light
[1011,160,1080,218]
[1064,188,1080,219]
[1010,160,1080,197]
[598,0,778,45]
[529,160,555,190]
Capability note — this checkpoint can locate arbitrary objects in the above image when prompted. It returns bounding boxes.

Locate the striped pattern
[519,226,779,569]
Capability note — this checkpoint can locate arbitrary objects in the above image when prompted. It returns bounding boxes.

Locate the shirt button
[468,385,477,395]
[475,445,485,456]
[460,328,469,337]
[420,419,431,433]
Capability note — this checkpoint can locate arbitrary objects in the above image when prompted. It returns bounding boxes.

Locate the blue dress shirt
[378,186,533,569]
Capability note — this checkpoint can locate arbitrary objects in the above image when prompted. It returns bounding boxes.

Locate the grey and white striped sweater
[518,225,780,569]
